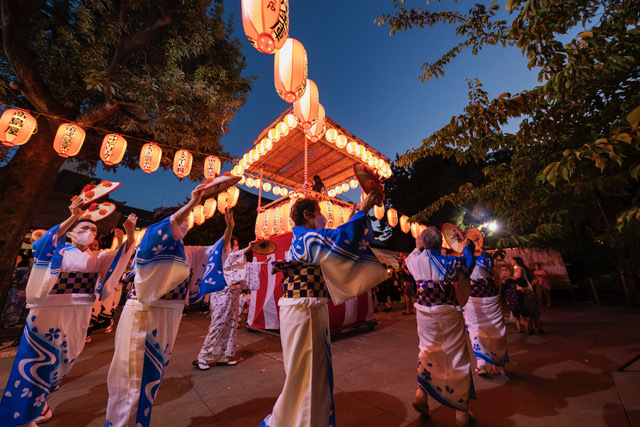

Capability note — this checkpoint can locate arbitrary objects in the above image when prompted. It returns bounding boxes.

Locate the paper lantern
[347,141,357,154]
[387,208,398,227]
[336,134,347,148]
[255,211,265,238]
[293,79,319,129]
[335,185,343,195]
[268,127,280,142]
[356,144,365,157]
[263,209,274,236]
[276,121,289,137]
[246,177,255,187]
[204,155,221,179]
[100,134,127,165]
[320,200,334,228]
[284,113,298,129]
[281,188,289,197]
[188,211,195,230]
[227,186,240,208]
[325,128,338,143]
[203,198,217,218]
[193,204,205,225]
[400,215,410,233]
[273,186,281,196]
[241,0,288,54]
[263,138,273,150]
[328,189,336,198]
[341,182,349,193]
[0,109,37,147]
[254,178,261,188]
[217,191,228,214]
[173,149,193,178]
[250,147,259,161]
[239,175,246,185]
[349,179,358,189]
[275,38,308,103]
[139,143,162,173]
[280,203,291,232]
[304,104,325,142]
[374,204,385,221]
[411,222,420,239]
[53,123,85,158]
[332,204,344,228]
[362,150,371,162]
[419,224,427,235]
[258,140,267,155]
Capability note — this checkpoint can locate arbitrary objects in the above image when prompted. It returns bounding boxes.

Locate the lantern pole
[257,168,264,211]
[304,136,309,196]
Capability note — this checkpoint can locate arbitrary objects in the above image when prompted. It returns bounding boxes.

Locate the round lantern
[304,104,325,142]
[325,128,338,143]
[274,38,308,103]
[246,177,255,188]
[276,121,289,137]
[335,185,343,195]
[341,182,349,193]
[193,204,205,225]
[139,143,162,173]
[268,127,280,142]
[281,188,289,197]
[204,155,221,179]
[53,123,85,158]
[203,198,217,218]
[346,141,357,154]
[419,224,427,235]
[411,222,420,239]
[100,134,127,165]
[255,178,261,188]
[0,109,37,147]
[374,204,385,221]
[293,79,319,129]
[349,179,358,189]
[239,175,246,185]
[362,150,371,162]
[263,138,273,150]
[328,189,336,198]
[188,211,195,230]
[273,186,281,196]
[241,0,289,54]
[258,140,267,155]
[173,149,193,178]
[387,208,398,227]
[227,186,240,208]
[336,134,347,148]
[250,147,259,161]
[400,215,410,233]
[217,191,228,214]
[284,113,298,129]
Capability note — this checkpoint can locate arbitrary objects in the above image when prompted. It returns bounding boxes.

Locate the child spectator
[503,278,531,333]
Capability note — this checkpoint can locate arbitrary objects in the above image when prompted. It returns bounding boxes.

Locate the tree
[0,0,253,303]
[376,0,640,301]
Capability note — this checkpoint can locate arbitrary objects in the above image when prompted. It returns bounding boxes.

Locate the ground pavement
[1,302,639,426]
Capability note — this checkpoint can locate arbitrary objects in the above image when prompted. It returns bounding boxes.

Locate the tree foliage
[377,0,640,298]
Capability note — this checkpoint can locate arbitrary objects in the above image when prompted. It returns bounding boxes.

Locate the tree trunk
[0,116,65,308]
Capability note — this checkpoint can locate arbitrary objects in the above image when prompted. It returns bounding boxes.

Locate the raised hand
[69,197,85,217]
[123,213,138,235]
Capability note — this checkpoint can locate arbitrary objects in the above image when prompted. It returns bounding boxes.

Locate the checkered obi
[273,261,327,299]
[415,280,459,307]
[49,272,99,294]
[470,278,499,298]
[129,277,190,301]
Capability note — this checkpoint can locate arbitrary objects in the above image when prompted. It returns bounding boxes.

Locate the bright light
[488,222,498,232]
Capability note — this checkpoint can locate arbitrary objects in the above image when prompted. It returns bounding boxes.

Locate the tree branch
[76,102,119,127]
[110,5,172,68]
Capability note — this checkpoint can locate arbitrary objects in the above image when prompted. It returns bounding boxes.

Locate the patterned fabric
[197,286,242,365]
[416,280,458,307]
[128,276,190,301]
[504,288,529,317]
[0,267,29,327]
[199,237,226,297]
[470,278,499,298]
[49,272,99,294]
[273,261,327,298]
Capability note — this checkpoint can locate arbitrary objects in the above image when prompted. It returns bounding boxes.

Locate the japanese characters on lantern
[0,109,37,147]
[100,134,127,166]
[53,123,85,158]
[241,0,289,54]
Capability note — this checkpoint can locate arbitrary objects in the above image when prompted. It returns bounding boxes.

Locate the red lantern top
[242,0,289,54]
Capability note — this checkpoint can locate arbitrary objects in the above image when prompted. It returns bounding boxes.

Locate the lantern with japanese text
[332,204,344,228]
[400,215,410,233]
[275,38,307,103]
[320,200,334,228]
[373,204,385,221]
[53,123,85,158]
[203,198,217,218]
[293,79,319,129]
[173,149,193,178]
[0,109,37,147]
[139,143,162,173]
[387,208,398,227]
[100,134,127,166]
[419,224,427,235]
[193,204,205,225]
[241,0,288,54]
[204,155,221,179]
[304,104,325,142]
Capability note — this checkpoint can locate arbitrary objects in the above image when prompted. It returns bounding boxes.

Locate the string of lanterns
[0,106,228,179]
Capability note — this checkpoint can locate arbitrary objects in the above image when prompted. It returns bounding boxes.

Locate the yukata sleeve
[96,241,137,300]
[134,217,190,303]
[25,225,66,305]
[290,210,388,304]
[405,248,424,282]
[186,244,212,304]
[198,238,227,298]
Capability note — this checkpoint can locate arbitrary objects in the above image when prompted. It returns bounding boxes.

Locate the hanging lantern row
[189,186,240,228]
[366,203,428,238]
[242,174,291,198]
[325,127,392,178]
[327,178,359,198]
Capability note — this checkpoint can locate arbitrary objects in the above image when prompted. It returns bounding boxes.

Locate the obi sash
[416,279,459,308]
[49,272,99,295]
[470,278,499,298]
[273,261,327,299]
[129,276,190,301]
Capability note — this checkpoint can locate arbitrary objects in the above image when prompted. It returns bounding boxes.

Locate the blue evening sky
[89,0,541,211]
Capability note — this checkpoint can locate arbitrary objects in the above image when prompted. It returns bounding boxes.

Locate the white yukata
[0,225,134,426]
[197,249,261,366]
[463,252,509,368]
[261,210,387,427]
[405,247,476,412]
[105,216,213,427]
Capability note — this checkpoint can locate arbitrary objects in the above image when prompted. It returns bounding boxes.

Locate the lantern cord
[303,136,308,196]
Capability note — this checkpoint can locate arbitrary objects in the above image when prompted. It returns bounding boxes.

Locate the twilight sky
[87,0,540,211]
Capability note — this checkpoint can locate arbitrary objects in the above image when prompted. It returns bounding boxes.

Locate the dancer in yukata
[463,240,509,376]
[405,227,476,426]
[194,208,261,370]
[105,183,228,427]
[0,197,137,426]
[261,189,387,427]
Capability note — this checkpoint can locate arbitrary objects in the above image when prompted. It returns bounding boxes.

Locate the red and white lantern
[173,149,193,178]
[293,79,319,129]
[100,134,127,165]
[204,155,221,179]
[139,143,162,173]
[53,123,85,158]
[275,38,308,103]
[304,104,325,142]
[241,0,289,54]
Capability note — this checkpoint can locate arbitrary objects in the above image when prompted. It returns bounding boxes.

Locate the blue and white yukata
[0,225,134,426]
[463,252,508,369]
[105,216,218,427]
[261,210,387,427]
[405,247,475,412]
